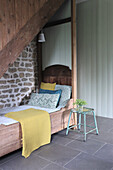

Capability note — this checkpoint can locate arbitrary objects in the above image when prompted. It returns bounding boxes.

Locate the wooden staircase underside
[0,0,65,78]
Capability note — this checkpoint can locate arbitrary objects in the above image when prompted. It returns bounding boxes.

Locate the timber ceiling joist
[0,0,65,78]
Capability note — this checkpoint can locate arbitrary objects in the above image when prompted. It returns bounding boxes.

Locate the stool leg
[66,111,72,135]
[93,111,99,135]
[78,113,81,130]
[84,113,86,141]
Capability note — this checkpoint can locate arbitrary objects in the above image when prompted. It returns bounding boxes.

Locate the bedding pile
[5,108,51,158]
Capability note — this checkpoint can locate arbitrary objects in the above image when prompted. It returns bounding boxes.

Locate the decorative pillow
[40,82,56,90]
[55,84,72,105]
[28,93,60,109]
[39,89,62,105]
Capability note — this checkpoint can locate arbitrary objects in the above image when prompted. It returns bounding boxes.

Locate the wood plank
[71,0,77,125]
[15,0,22,33]
[0,0,2,50]
[1,0,8,48]
[21,0,29,27]
[7,0,16,42]
[0,0,65,78]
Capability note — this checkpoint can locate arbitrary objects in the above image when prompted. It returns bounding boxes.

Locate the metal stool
[66,108,99,141]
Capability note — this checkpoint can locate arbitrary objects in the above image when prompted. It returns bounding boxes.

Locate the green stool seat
[66,107,99,141]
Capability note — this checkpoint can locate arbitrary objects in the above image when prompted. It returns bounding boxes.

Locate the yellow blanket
[5,108,51,158]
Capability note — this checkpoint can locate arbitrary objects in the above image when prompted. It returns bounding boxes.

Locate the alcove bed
[0,64,75,157]
[0,0,77,157]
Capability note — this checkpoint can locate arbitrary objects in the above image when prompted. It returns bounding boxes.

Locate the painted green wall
[78,0,113,118]
[42,0,71,70]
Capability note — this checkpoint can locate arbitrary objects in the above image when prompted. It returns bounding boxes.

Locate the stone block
[19,73,24,78]
[20,88,29,92]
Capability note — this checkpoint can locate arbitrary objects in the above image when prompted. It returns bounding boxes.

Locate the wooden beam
[45,17,71,28]
[37,41,42,89]
[71,0,77,124]
[0,0,65,78]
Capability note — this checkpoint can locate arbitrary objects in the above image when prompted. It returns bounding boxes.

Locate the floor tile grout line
[42,162,52,170]
[92,143,107,156]
[38,155,54,164]
[38,155,69,170]
[88,136,113,146]
[64,141,104,156]
[64,139,75,146]
[63,151,82,167]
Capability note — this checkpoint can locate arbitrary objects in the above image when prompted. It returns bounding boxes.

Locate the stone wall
[0,38,38,108]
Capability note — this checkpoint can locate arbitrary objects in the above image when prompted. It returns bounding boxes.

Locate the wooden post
[37,40,42,90]
[71,0,77,125]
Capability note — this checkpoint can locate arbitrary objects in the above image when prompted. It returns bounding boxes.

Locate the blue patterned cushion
[39,89,62,105]
[28,93,60,109]
[55,85,72,105]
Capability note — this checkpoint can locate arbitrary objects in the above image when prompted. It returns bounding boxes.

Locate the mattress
[0,105,63,126]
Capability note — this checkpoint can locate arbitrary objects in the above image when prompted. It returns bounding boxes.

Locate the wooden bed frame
[0,65,75,157]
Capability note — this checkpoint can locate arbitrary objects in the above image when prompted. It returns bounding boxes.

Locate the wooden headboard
[42,65,72,86]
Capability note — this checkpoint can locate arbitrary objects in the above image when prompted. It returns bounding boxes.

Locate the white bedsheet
[0,105,62,126]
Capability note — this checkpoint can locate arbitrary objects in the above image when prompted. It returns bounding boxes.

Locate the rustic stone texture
[22,51,27,58]
[5,104,11,107]
[10,94,14,98]
[2,89,12,93]
[22,78,27,81]
[24,82,32,86]
[0,85,9,89]
[18,68,26,72]
[3,73,10,79]
[16,79,20,83]
[16,94,20,97]
[11,85,17,88]
[19,73,24,78]
[20,88,29,92]
[0,80,6,84]
[0,100,6,103]
[20,62,24,67]
[13,73,18,78]
[7,80,15,83]
[8,68,17,73]
[0,38,38,108]
[27,69,33,72]
[26,73,32,77]
[0,105,3,108]
[14,62,19,67]
[14,88,19,92]
[29,78,35,82]
[0,95,8,98]
[25,63,32,67]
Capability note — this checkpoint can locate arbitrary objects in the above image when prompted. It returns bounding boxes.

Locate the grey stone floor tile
[90,117,113,133]
[0,154,50,170]
[51,134,74,146]
[67,138,105,154]
[38,143,80,166]
[33,142,55,155]
[65,152,113,170]
[94,144,113,162]
[89,131,113,144]
[109,128,113,133]
[0,149,21,165]
[57,129,81,140]
[43,163,68,170]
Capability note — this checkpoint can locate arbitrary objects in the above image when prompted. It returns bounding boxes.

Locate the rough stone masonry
[0,37,38,108]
